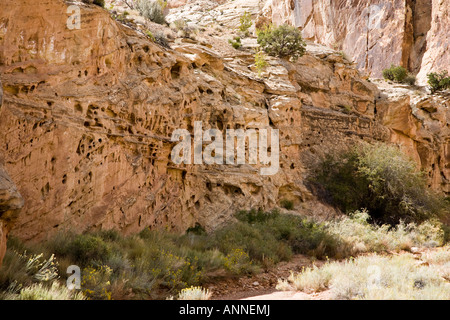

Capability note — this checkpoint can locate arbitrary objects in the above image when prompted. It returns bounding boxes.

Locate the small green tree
[427,70,450,93]
[239,11,253,37]
[254,51,268,77]
[257,24,306,61]
[382,65,408,83]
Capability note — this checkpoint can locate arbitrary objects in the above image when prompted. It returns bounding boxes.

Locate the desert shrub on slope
[313,143,447,225]
[257,24,306,61]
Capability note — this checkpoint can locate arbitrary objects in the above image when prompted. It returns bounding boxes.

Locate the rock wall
[0,0,447,243]
[0,79,24,266]
[262,0,449,84]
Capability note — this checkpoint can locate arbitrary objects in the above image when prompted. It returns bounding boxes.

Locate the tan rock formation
[261,0,449,84]
[0,0,447,244]
[0,79,24,267]
[374,80,450,194]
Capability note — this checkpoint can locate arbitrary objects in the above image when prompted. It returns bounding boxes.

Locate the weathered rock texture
[262,0,449,84]
[0,79,24,266]
[0,0,448,243]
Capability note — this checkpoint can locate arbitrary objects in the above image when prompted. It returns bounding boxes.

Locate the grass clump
[382,65,417,85]
[313,143,447,225]
[2,207,448,300]
[5,282,86,300]
[254,51,268,77]
[239,11,252,37]
[427,70,450,93]
[280,199,294,210]
[277,266,333,293]
[176,286,212,300]
[326,209,446,255]
[135,0,166,24]
[383,65,407,83]
[228,36,242,49]
[219,210,344,262]
[278,253,450,300]
[257,24,306,61]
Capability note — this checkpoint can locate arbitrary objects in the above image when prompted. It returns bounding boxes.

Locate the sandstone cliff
[262,0,449,84]
[0,0,448,247]
[0,79,24,266]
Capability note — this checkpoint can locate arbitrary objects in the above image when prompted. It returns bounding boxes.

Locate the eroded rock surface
[262,0,449,84]
[0,0,447,243]
[0,79,24,266]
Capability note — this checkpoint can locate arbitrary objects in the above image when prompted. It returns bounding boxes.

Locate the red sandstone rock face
[0,79,24,267]
[262,0,449,84]
[0,166,24,267]
[0,0,447,245]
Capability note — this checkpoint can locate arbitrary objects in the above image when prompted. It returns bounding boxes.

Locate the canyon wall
[0,79,24,266]
[0,0,448,248]
[262,0,450,84]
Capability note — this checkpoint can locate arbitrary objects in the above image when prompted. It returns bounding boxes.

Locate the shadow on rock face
[0,80,24,267]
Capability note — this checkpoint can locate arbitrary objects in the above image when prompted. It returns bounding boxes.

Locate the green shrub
[81,0,105,7]
[254,51,268,77]
[135,0,166,24]
[239,11,252,36]
[67,234,112,265]
[257,24,306,61]
[186,223,207,236]
[223,248,254,274]
[0,249,33,292]
[404,75,417,85]
[280,199,294,210]
[313,143,447,225]
[382,65,408,83]
[427,70,450,93]
[235,208,279,224]
[93,0,105,7]
[382,65,416,85]
[326,209,446,254]
[228,36,242,49]
[220,211,342,261]
[5,281,86,300]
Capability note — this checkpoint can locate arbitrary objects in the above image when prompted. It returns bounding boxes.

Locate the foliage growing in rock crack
[427,70,450,93]
[239,11,253,37]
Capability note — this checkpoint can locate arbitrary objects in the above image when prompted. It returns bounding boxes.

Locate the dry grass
[177,286,212,300]
[277,249,450,300]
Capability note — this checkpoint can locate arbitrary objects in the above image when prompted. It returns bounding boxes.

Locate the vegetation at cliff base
[277,249,450,299]
[1,203,447,300]
[383,65,416,85]
[312,143,447,226]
